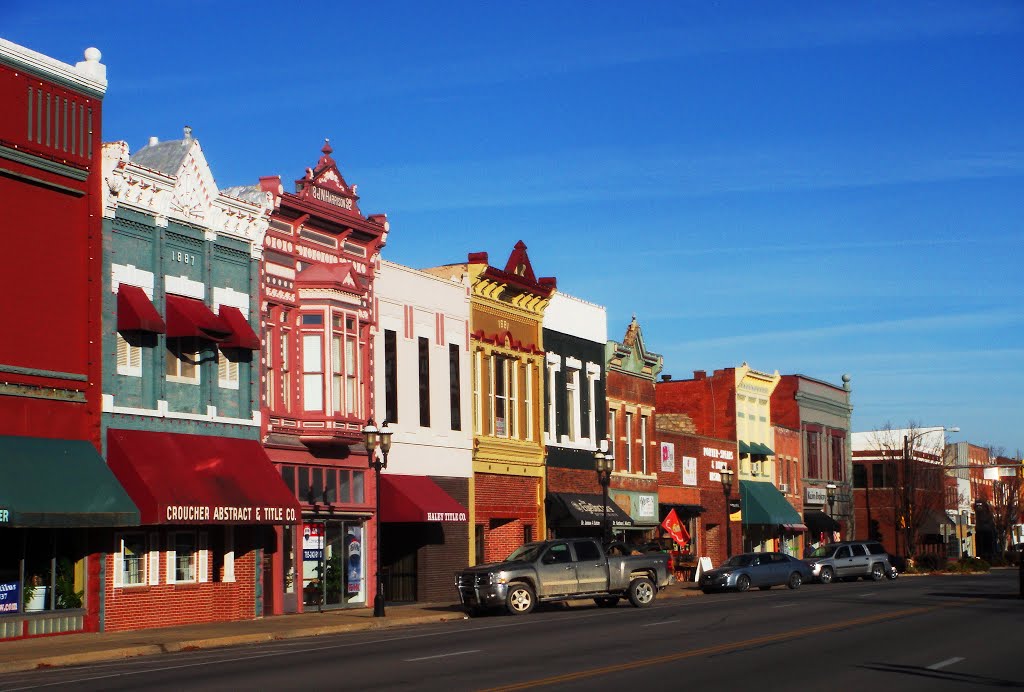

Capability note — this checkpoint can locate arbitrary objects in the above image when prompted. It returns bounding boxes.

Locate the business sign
[0,582,19,613]
[805,487,828,506]
[613,490,659,524]
[660,443,675,472]
[682,456,698,486]
[0,508,9,523]
[303,523,324,561]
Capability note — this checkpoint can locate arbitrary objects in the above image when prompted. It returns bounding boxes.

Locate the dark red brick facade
[475,474,540,563]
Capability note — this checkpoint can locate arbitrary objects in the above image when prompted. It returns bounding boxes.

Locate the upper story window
[418,337,431,427]
[449,344,461,431]
[565,364,580,443]
[625,412,634,472]
[301,332,324,411]
[218,351,240,390]
[166,338,200,384]
[384,330,398,423]
[116,332,142,377]
[640,414,649,473]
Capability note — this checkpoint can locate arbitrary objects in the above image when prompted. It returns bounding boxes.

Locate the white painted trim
[165,275,205,300]
[101,394,261,426]
[111,264,156,296]
[585,362,601,378]
[565,356,582,370]
[212,286,250,314]
[0,39,107,95]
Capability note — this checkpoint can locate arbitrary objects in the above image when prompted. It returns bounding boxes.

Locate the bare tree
[870,423,948,558]
[989,450,1023,553]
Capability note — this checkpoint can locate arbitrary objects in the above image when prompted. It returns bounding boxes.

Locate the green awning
[0,435,139,527]
[740,480,800,526]
[738,440,753,455]
[751,442,775,456]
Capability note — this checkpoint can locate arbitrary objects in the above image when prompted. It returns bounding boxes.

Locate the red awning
[379,474,468,523]
[106,429,301,525]
[218,306,261,350]
[117,284,165,333]
[165,294,231,341]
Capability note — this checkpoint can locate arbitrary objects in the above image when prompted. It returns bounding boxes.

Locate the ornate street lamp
[901,426,959,557]
[595,445,615,544]
[721,467,735,558]
[363,419,393,618]
[826,483,837,515]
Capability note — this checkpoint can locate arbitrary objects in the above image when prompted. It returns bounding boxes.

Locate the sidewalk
[0,583,702,674]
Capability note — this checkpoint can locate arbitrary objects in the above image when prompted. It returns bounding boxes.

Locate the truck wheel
[594,596,620,608]
[506,582,535,615]
[819,567,834,584]
[627,577,656,607]
[870,563,884,581]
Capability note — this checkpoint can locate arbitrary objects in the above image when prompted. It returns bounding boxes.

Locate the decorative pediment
[168,136,217,224]
[504,240,537,283]
[606,315,664,380]
[294,140,361,215]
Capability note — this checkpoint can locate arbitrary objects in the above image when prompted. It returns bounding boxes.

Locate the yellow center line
[480,604,943,692]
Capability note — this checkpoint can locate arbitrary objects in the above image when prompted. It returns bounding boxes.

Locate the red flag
[661,508,691,547]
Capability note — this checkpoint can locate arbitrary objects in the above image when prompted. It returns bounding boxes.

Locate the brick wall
[475,473,539,563]
[103,527,258,632]
[548,467,599,495]
[656,370,737,441]
[417,477,470,602]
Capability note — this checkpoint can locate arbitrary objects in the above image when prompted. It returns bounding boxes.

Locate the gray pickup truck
[455,538,672,615]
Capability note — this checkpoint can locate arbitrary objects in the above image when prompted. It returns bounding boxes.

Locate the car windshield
[807,544,838,558]
[724,555,754,567]
[506,544,544,562]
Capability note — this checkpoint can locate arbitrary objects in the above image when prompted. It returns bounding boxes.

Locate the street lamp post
[363,419,393,618]
[826,483,838,540]
[595,446,614,544]
[721,468,735,558]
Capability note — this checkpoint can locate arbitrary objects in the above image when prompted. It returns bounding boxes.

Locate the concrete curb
[0,612,465,675]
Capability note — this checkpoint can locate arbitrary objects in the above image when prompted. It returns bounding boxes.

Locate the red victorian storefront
[103,429,301,631]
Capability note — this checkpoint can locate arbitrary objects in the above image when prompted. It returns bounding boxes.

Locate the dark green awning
[738,440,753,455]
[740,480,800,526]
[750,442,775,456]
[0,435,139,527]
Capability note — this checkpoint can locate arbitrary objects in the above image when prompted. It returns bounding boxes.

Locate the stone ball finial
[842,373,851,383]
[84,47,101,62]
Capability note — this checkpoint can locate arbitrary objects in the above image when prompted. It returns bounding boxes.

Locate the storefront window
[173,533,197,582]
[1,529,87,614]
[121,534,146,586]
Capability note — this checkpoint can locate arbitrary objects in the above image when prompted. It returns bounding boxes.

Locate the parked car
[803,541,893,584]
[699,552,812,593]
[455,538,672,616]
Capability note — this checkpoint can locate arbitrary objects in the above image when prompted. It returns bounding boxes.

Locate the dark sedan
[700,552,813,593]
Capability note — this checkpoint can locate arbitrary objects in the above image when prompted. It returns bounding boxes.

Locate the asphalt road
[2,571,1021,692]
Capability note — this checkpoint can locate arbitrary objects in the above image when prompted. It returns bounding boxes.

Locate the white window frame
[564,359,581,444]
[114,532,148,587]
[473,350,482,434]
[166,339,200,385]
[302,333,324,412]
[509,359,519,439]
[585,363,600,447]
[640,414,648,474]
[167,531,202,584]
[545,354,560,444]
[116,332,142,377]
[625,412,634,473]
[223,526,236,583]
[608,408,618,470]
[525,362,534,442]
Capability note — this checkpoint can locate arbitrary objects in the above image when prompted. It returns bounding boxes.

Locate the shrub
[913,553,945,572]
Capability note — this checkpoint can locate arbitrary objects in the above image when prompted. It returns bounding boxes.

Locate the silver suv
[803,541,892,584]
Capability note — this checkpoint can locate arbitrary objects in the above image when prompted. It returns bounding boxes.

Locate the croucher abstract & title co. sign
[164,505,299,523]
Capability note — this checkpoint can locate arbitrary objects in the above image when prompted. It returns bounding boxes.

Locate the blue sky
[5,1,1022,453]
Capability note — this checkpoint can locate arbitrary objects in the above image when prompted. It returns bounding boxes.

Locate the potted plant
[23,574,49,612]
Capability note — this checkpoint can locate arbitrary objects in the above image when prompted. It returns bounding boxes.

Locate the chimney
[693,370,706,380]
[661,374,672,382]
[148,136,159,147]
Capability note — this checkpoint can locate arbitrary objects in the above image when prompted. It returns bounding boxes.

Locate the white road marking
[858,593,876,597]
[405,649,480,662]
[641,619,680,627]
[927,656,965,671]
[773,603,797,608]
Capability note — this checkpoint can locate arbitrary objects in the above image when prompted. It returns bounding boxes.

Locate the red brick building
[605,317,663,543]
[655,412,740,570]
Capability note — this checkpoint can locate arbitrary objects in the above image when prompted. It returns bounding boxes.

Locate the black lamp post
[826,483,837,515]
[721,467,734,558]
[363,418,393,618]
[595,446,614,544]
